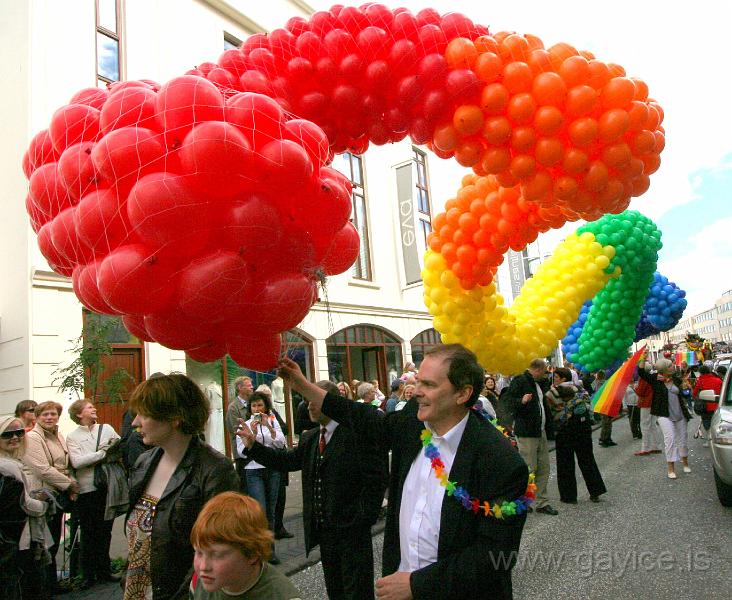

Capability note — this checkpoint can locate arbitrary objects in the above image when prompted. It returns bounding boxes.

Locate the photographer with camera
[236,391,286,565]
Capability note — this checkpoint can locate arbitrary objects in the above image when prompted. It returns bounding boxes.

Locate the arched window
[326,325,403,394]
[410,328,441,368]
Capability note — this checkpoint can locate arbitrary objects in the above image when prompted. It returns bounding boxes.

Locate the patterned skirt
[124,494,159,600]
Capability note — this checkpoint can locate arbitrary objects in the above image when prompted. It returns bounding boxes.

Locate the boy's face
[194,543,259,592]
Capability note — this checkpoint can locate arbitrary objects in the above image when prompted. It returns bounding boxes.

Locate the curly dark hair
[246,391,273,418]
[129,373,210,435]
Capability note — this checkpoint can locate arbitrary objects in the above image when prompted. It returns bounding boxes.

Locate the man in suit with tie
[236,380,387,600]
[277,344,529,600]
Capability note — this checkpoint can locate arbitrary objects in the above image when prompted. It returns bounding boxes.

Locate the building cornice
[198,0,316,33]
[31,269,73,290]
[310,300,431,320]
[197,0,266,33]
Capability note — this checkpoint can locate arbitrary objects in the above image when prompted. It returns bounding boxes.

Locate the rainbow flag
[592,345,647,417]
[675,351,698,367]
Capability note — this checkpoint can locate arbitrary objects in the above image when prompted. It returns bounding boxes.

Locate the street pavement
[66,415,731,599]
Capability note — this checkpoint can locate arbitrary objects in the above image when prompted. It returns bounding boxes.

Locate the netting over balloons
[23,4,668,371]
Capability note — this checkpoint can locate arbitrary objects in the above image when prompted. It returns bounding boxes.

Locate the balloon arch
[22,4,684,374]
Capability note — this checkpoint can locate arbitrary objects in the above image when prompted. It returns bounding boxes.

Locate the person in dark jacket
[505,358,557,515]
[545,368,606,504]
[238,380,387,600]
[278,345,529,600]
[638,357,692,479]
[120,409,153,470]
[125,373,239,600]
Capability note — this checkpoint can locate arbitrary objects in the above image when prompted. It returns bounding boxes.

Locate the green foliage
[53,315,133,404]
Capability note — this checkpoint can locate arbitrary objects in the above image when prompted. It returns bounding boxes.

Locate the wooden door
[92,347,143,433]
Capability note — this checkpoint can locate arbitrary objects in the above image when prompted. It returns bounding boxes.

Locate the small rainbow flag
[674,351,698,367]
[592,345,647,417]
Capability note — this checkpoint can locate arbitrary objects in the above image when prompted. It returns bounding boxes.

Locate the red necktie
[319,427,327,455]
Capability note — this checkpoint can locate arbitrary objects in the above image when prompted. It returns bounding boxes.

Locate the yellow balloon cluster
[422,231,619,374]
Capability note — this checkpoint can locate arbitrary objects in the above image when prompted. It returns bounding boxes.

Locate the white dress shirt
[398,412,470,572]
[66,423,120,494]
[318,419,339,446]
[535,382,546,431]
[238,413,286,469]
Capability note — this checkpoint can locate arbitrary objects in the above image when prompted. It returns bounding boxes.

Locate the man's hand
[236,419,255,449]
[376,572,412,600]
[521,393,533,405]
[277,357,308,393]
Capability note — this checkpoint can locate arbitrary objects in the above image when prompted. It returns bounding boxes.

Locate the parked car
[709,368,732,506]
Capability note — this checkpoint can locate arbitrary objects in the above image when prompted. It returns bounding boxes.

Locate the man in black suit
[236,380,387,600]
[277,345,529,600]
[505,358,557,515]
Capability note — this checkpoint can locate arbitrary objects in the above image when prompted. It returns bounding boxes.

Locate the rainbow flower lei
[420,428,536,519]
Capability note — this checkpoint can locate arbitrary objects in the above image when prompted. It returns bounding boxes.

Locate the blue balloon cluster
[562,273,688,371]
[643,272,687,330]
[561,301,592,372]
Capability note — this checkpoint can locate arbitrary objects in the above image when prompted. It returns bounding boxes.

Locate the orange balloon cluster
[427,34,664,286]
[429,174,568,289]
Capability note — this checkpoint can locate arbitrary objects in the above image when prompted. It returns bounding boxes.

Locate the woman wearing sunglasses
[0,415,53,599]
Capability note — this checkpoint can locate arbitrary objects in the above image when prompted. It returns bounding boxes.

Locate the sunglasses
[0,428,25,440]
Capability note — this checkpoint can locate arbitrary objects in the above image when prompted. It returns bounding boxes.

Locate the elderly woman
[356,382,382,409]
[638,357,692,479]
[23,400,80,595]
[125,373,239,600]
[1,416,51,600]
[66,399,121,589]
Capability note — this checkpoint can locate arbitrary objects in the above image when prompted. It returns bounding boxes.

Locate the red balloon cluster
[191,5,488,154]
[23,77,358,369]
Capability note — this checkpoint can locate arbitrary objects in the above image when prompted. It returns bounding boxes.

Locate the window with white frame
[224,32,242,50]
[413,147,432,247]
[96,0,122,87]
[334,153,372,281]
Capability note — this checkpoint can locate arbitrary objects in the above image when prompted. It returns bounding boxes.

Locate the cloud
[657,216,732,315]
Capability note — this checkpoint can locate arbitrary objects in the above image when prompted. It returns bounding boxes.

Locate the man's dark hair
[717,366,728,378]
[699,365,710,375]
[553,367,572,382]
[316,380,339,395]
[425,344,484,407]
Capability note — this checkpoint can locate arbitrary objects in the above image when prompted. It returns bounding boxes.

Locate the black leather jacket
[127,437,239,600]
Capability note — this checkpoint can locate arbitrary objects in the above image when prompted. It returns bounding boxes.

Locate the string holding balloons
[22,4,668,372]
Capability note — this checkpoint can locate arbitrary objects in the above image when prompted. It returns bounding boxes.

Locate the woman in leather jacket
[124,373,239,600]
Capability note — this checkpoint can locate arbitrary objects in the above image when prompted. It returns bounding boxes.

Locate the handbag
[93,424,108,491]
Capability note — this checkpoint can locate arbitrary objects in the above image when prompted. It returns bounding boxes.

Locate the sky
[308,0,732,316]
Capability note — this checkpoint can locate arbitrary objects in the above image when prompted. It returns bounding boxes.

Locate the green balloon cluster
[571,211,662,371]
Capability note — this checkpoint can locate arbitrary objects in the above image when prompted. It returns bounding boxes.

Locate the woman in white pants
[637,357,692,479]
